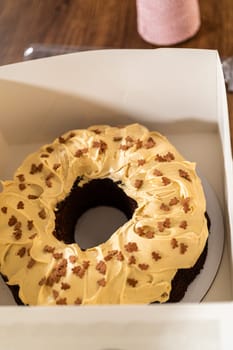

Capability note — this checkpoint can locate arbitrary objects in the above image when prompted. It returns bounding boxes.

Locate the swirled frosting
[0,124,208,305]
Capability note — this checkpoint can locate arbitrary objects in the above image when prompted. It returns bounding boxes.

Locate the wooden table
[0,0,233,143]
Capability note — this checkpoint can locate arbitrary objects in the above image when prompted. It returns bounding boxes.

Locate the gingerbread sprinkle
[162,177,171,186]
[74,297,82,305]
[138,263,149,270]
[17,174,25,182]
[28,194,38,200]
[43,245,55,253]
[19,183,26,191]
[137,159,146,166]
[61,282,71,290]
[27,220,34,230]
[69,255,77,264]
[8,215,17,227]
[153,169,163,176]
[38,208,46,219]
[96,260,107,275]
[179,220,188,229]
[1,207,7,214]
[27,258,36,269]
[152,251,162,261]
[127,278,138,287]
[171,238,179,249]
[125,242,138,253]
[17,201,24,209]
[179,169,192,182]
[97,278,106,287]
[17,247,26,258]
[169,197,179,206]
[180,243,188,254]
[128,255,136,265]
[56,297,67,305]
[144,137,156,149]
[72,265,85,279]
[134,179,143,189]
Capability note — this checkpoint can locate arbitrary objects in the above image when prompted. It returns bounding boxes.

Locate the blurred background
[0,0,233,137]
[0,0,232,64]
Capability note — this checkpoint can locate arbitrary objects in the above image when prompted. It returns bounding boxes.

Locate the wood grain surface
[0,0,233,143]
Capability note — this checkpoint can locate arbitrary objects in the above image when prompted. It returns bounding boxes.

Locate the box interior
[0,49,232,306]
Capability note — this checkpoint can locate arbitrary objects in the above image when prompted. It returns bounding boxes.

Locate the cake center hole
[74,206,128,249]
[54,178,137,249]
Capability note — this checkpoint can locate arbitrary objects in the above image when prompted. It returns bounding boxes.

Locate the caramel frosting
[0,123,208,305]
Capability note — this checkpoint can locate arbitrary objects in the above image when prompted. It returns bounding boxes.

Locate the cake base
[1,178,210,305]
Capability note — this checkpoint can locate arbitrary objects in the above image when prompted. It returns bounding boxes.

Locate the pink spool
[136,0,201,46]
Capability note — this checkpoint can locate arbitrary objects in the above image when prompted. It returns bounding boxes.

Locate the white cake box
[0,49,232,348]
